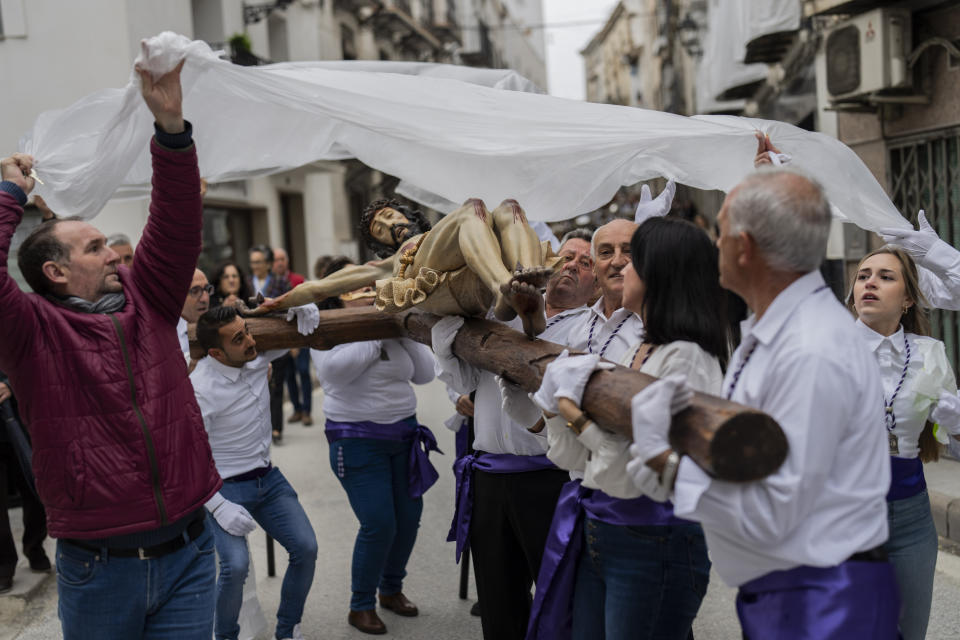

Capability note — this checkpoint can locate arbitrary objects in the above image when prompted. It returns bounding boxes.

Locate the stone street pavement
[6,378,960,639]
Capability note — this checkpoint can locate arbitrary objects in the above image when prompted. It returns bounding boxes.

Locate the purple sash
[525,480,588,640]
[582,490,691,527]
[887,456,926,502]
[446,452,556,562]
[737,561,900,639]
[325,417,442,498]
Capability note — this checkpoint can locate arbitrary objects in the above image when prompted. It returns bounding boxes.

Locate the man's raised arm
[0,154,39,370]
[129,58,204,323]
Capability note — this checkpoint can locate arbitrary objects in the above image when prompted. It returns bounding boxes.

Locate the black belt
[848,545,888,563]
[64,515,206,560]
[223,463,273,483]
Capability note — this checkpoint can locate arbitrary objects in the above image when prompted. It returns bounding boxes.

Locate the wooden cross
[189,307,787,483]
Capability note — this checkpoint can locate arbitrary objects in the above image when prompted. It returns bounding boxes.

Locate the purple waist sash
[446,451,556,562]
[525,479,588,640]
[737,561,900,640]
[581,489,692,527]
[325,416,442,498]
[887,455,926,502]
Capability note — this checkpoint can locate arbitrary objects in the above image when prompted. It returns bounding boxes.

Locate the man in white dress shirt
[564,219,644,356]
[433,229,597,640]
[177,268,212,370]
[629,169,899,638]
[191,305,319,640]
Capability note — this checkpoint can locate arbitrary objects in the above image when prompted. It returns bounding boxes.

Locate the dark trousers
[0,441,46,578]
[284,349,312,416]
[270,353,293,435]
[469,467,569,640]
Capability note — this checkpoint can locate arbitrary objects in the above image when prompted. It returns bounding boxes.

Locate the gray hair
[590,218,637,259]
[726,169,831,273]
[106,233,132,247]
[559,227,593,248]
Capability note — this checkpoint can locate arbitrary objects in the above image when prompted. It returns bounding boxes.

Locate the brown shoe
[379,592,419,617]
[348,609,386,635]
[301,415,313,426]
[287,411,303,424]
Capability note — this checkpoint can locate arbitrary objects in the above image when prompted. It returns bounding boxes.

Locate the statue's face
[370,207,412,247]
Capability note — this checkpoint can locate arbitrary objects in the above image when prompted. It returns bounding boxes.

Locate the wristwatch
[659,451,681,491]
[566,412,590,435]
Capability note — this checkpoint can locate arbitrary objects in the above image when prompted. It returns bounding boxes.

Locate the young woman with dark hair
[209,261,254,309]
[309,259,438,635]
[532,216,730,640]
[849,246,960,640]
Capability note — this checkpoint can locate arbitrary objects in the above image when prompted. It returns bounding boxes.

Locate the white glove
[205,492,256,536]
[286,303,320,335]
[879,210,939,261]
[765,150,792,166]
[625,455,671,502]
[629,373,691,463]
[634,180,676,225]
[931,389,960,436]
[497,376,542,428]
[532,351,615,414]
[431,315,464,361]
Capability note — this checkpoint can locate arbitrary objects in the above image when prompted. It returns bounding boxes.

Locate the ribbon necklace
[586,313,630,358]
[884,333,911,454]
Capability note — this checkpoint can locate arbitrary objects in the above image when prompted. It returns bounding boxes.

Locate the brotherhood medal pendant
[888,431,899,455]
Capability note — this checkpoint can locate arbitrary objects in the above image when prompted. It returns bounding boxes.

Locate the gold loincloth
[375,267,447,313]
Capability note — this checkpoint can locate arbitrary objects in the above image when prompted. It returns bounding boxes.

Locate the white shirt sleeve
[917,240,960,311]
[314,341,382,386]
[673,350,852,546]
[544,415,589,471]
[399,339,436,385]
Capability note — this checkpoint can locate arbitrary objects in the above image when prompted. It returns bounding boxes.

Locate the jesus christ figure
[254,197,562,336]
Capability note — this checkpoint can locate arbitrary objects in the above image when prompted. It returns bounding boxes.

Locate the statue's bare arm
[252,260,395,313]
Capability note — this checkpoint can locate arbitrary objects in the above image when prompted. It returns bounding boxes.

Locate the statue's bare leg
[499,265,554,336]
[491,199,545,269]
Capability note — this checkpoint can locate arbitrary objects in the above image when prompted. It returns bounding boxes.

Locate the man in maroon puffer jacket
[0,62,222,639]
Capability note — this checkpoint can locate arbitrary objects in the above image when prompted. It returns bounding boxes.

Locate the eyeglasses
[188,284,215,298]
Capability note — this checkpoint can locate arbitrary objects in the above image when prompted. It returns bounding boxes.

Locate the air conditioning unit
[825,8,911,102]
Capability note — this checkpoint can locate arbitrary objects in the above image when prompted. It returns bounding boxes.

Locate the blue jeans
[884,489,938,640]
[213,467,318,640]
[56,520,216,640]
[572,519,710,640]
[285,349,312,415]
[329,437,424,611]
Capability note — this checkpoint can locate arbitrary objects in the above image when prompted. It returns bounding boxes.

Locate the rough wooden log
[189,307,787,482]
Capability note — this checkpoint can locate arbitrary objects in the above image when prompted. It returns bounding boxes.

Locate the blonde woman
[850,246,960,640]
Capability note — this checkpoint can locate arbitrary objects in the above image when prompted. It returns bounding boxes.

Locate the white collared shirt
[565,298,645,363]
[575,341,724,499]
[918,240,960,311]
[854,320,957,458]
[177,317,190,365]
[672,271,890,587]
[190,349,288,479]
[311,338,435,424]
[439,305,591,456]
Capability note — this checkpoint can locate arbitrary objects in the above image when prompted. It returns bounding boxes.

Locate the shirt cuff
[671,456,713,518]
[923,238,960,276]
[0,181,27,206]
[153,120,194,150]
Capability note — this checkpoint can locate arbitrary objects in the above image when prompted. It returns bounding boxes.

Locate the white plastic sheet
[19,32,908,232]
[699,0,768,103]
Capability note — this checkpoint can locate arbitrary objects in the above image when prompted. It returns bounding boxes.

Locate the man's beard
[392,222,418,246]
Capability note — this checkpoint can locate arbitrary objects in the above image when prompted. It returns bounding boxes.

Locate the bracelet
[566,412,590,435]
[659,451,681,491]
